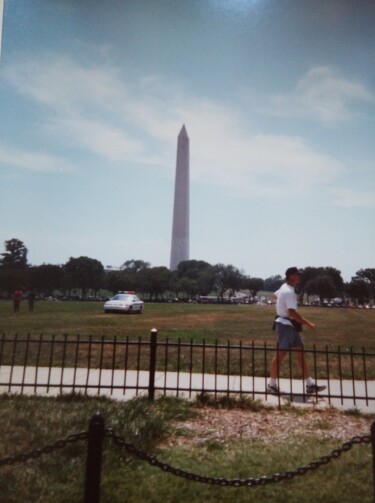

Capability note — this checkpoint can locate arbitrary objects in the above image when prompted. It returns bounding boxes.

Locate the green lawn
[1,300,374,379]
[0,395,373,503]
[1,300,374,348]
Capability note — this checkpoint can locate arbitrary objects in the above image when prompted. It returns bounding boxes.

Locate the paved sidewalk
[1,365,374,412]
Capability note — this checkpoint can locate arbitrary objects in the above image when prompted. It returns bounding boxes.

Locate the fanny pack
[272,315,303,333]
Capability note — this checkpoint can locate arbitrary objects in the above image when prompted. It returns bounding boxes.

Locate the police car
[104,291,144,314]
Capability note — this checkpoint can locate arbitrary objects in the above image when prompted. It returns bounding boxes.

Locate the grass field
[0,394,373,503]
[1,300,375,348]
[1,300,374,380]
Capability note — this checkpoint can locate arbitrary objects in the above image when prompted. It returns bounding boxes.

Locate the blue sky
[0,0,374,281]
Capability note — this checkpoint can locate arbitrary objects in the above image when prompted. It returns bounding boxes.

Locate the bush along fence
[0,413,375,502]
[0,330,374,408]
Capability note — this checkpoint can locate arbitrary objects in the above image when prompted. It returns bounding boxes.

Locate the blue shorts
[275,322,304,350]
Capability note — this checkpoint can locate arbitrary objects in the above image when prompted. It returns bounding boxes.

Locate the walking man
[267,267,326,395]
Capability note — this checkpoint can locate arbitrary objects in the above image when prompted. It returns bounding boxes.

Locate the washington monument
[170,125,189,270]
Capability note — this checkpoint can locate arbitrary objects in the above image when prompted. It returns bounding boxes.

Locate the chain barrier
[0,432,88,468]
[0,426,372,489]
[107,429,372,487]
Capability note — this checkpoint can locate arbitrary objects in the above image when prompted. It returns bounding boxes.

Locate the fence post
[84,412,105,503]
[148,328,158,401]
[372,420,375,502]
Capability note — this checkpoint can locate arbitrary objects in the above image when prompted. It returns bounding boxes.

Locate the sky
[0,0,374,282]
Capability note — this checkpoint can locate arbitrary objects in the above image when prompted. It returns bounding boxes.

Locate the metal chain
[0,432,88,467]
[0,426,371,488]
[107,429,371,487]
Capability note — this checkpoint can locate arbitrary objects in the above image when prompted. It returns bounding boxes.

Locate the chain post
[84,412,105,503]
[148,328,158,401]
[371,421,375,502]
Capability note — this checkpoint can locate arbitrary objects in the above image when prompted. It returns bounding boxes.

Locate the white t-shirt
[274,283,297,326]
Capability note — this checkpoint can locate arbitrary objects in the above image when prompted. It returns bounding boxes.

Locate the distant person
[267,267,326,395]
[13,289,23,313]
[28,291,36,312]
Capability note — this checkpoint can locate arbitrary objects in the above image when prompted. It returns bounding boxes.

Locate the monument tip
[179,124,188,138]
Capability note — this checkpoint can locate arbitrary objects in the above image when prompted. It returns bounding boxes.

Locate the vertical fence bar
[338,346,344,405]
[110,336,117,396]
[226,340,230,398]
[176,338,181,398]
[148,328,157,401]
[47,335,55,394]
[136,337,141,396]
[214,340,218,399]
[251,341,255,401]
[60,335,68,395]
[189,339,193,398]
[301,345,306,402]
[84,412,105,503]
[312,344,318,394]
[72,335,80,393]
[34,335,43,394]
[21,334,31,395]
[123,336,129,396]
[350,347,356,406]
[8,334,18,393]
[239,341,243,397]
[163,337,169,396]
[274,342,281,409]
[202,339,206,393]
[85,336,92,396]
[362,347,369,406]
[325,345,331,405]
[97,336,105,395]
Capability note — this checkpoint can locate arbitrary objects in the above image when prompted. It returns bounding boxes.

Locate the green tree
[64,256,104,298]
[305,275,336,303]
[299,266,344,301]
[356,268,375,300]
[176,260,215,297]
[1,238,28,270]
[0,268,25,296]
[139,266,173,300]
[0,239,28,294]
[122,259,150,273]
[264,275,283,292]
[213,264,243,302]
[27,264,63,295]
[244,277,264,298]
[346,277,370,305]
[177,260,212,279]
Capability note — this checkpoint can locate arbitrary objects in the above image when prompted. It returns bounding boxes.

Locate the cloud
[258,66,374,124]
[4,54,369,204]
[0,143,74,174]
[330,187,375,208]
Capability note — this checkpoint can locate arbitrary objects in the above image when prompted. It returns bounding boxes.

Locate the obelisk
[170,125,189,270]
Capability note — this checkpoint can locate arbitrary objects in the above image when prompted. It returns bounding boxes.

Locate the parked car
[104,292,144,314]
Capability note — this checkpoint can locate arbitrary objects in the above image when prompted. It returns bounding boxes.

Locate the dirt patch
[166,407,373,446]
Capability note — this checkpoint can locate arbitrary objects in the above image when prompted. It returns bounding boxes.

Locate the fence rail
[0,331,374,408]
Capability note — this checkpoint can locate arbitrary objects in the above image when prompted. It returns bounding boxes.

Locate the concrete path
[1,365,374,412]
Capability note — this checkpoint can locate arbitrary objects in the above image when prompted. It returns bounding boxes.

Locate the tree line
[0,238,374,304]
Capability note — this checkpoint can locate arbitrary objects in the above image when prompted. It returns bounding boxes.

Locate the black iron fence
[0,413,374,502]
[0,331,374,407]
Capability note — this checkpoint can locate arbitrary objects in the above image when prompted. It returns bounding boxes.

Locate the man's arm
[287,308,316,330]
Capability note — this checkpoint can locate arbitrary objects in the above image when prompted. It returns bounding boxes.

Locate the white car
[104,292,144,314]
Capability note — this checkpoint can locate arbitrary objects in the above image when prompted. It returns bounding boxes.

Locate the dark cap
[285,267,303,278]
